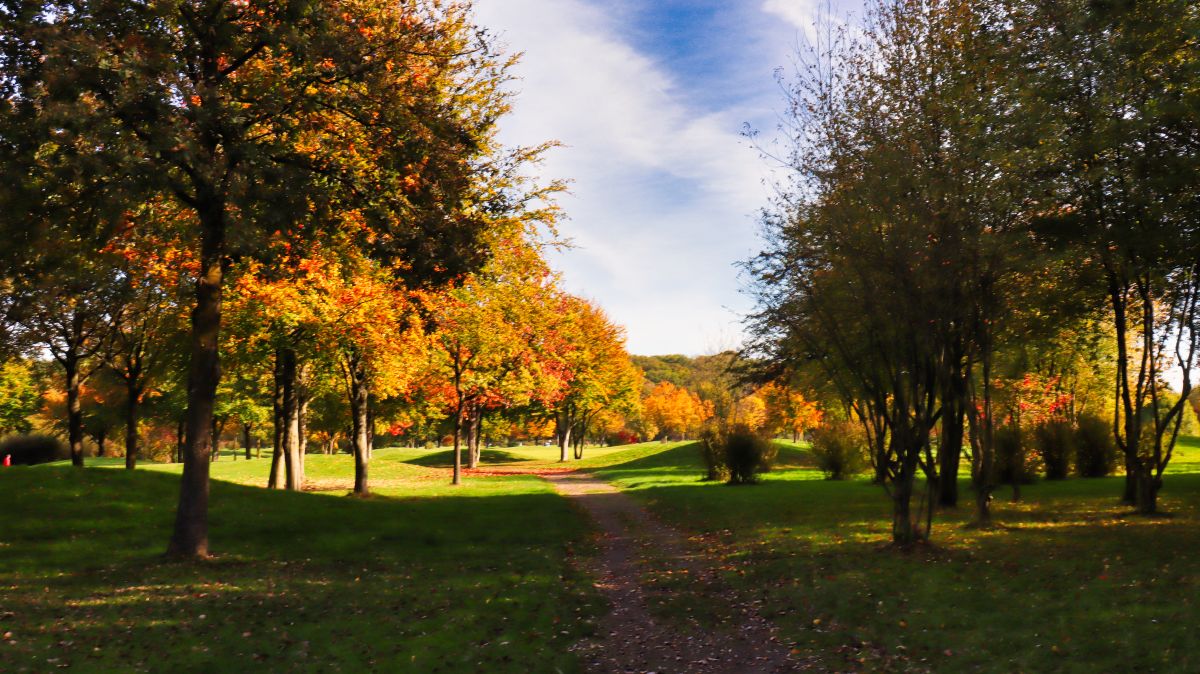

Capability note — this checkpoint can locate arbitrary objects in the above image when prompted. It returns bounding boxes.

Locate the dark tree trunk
[125,383,140,470]
[269,348,285,489]
[347,349,371,496]
[243,423,252,461]
[65,353,84,467]
[167,209,224,558]
[210,414,221,461]
[95,428,108,457]
[175,416,186,464]
[1136,467,1160,515]
[938,392,964,507]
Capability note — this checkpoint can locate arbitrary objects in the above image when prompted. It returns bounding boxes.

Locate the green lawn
[0,448,599,673]
[603,438,1200,672]
[8,438,1200,672]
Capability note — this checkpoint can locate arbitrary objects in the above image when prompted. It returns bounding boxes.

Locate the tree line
[746,0,1200,545]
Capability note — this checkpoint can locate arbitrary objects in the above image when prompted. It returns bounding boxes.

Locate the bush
[699,427,729,482]
[724,425,776,484]
[1075,413,1118,478]
[700,424,776,484]
[996,425,1036,485]
[0,434,68,465]
[1034,419,1074,480]
[808,421,866,480]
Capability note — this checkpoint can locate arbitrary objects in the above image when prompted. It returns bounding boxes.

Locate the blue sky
[472,0,861,355]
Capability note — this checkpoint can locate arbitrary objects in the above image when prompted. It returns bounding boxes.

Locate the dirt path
[544,472,811,674]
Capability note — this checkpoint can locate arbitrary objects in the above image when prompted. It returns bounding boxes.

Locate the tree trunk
[175,416,186,464]
[210,415,221,461]
[556,407,572,462]
[465,407,481,469]
[1136,467,1160,515]
[243,423,252,461]
[125,383,140,470]
[472,412,482,466]
[348,349,371,496]
[892,476,916,546]
[65,353,84,467]
[890,428,926,547]
[167,208,224,558]
[269,348,286,489]
[936,393,964,503]
[452,403,464,486]
[280,347,302,491]
[95,428,107,457]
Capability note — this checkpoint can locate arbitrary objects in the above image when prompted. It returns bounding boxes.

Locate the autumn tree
[2,0,543,555]
[642,381,712,441]
[548,296,641,461]
[426,241,567,483]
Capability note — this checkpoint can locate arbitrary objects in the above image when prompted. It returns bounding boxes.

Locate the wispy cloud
[471,0,811,354]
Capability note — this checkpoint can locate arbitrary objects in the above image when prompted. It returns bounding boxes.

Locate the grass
[1,447,600,672]
[9,436,1200,671]
[601,438,1200,672]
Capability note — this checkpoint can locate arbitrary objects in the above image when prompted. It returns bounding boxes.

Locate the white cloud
[471,0,776,355]
[761,0,821,40]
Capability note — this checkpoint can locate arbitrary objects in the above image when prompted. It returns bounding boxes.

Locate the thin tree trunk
[451,403,464,485]
[465,407,481,469]
[65,353,84,467]
[96,428,107,458]
[243,423,252,461]
[125,383,140,470]
[175,416,185,464]
[348,349,371,496]
[556,407,572,462]
[280,348,302,491]
[269,348,286,489]
[167,209,224,558]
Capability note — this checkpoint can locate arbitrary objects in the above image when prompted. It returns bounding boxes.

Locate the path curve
[544,471,811,674]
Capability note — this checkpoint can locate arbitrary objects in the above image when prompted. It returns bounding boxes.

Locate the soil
[543,471,816,674]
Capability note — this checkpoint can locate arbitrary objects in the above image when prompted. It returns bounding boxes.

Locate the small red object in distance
[2,455,9,467]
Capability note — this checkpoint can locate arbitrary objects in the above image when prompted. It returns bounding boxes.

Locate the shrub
[808,421,866,480]
[996,425,1036,485]
[700,424,776,484]
[724,425,776,485]
[1034,419,1074,480]
[1075,413,1118,478]
[0,434,68,465]
[699,427,729,481]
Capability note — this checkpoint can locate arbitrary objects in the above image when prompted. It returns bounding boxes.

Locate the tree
[0,360,41,437]
[642,381,712,441]
[7,0,532,555]
[1018,0,1200,513]
[548,296,641,461]
[425,241,567,483]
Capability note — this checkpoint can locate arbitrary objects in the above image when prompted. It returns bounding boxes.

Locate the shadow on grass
[0,465,597,673]
[401,447,530,467]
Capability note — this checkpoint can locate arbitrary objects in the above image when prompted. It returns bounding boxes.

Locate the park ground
[2,438,1200,672]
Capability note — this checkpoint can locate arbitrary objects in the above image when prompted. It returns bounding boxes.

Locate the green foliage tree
[0,360,41,437]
